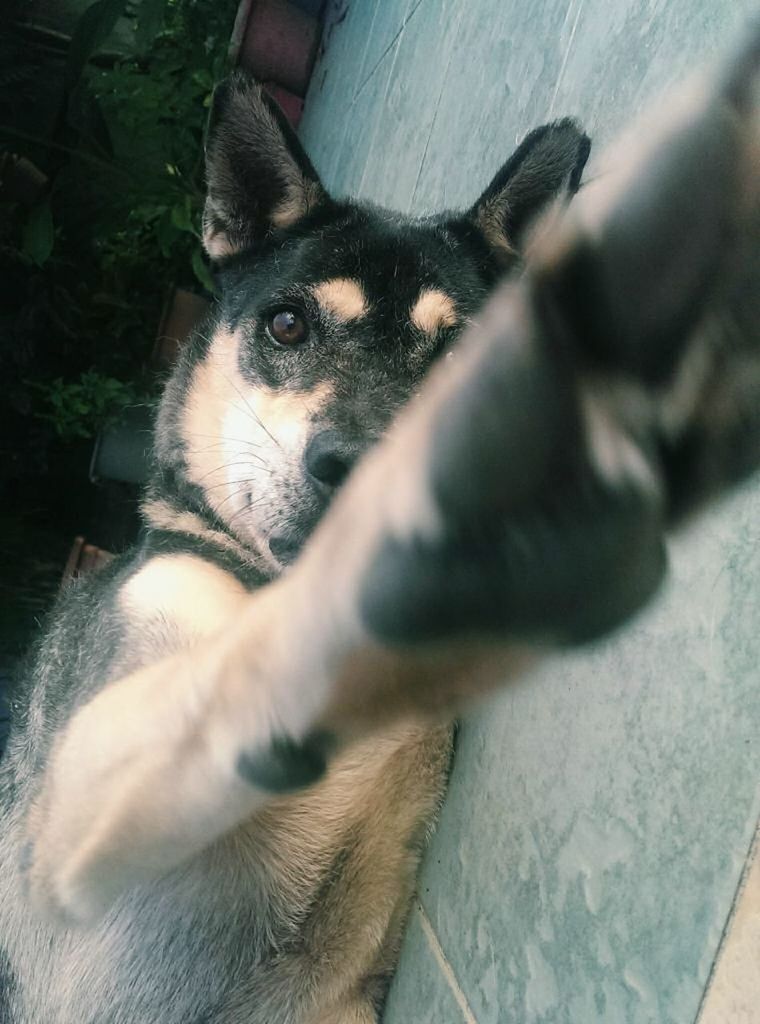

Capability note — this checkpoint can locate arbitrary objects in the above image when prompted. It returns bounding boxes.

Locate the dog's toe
[236,731,334,793]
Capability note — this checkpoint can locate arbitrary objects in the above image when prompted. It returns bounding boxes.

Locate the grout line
[415,899,479,1024]
[321,0,381,187]
[351,0,428,103]
[547,0,585,118]
[409,40,454,211]
[354,22,406,199]
[336,0,428,198]
[350,0,381,100]
[692,811,760,1024]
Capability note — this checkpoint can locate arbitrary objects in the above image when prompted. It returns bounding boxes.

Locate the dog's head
[154,76,589,569]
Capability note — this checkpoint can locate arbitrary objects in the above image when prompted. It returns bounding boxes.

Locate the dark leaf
[22,200,55,266]
[156,208,178,257]
[170,198,194,233]
[67,84,114,158]
[192,247,217,295]
[135,0,168,54]
[67,0,131,89]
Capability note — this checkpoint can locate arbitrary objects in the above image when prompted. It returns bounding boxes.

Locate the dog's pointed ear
[203,74,331,259]
[468,119,591,258]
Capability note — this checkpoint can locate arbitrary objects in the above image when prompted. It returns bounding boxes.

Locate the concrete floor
[300,2,760,1022]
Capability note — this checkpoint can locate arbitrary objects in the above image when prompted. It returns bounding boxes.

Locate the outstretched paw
[356,21,760,653]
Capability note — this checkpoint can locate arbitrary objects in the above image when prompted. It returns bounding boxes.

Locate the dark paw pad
[360,485,667,648]
[236,731,334,793]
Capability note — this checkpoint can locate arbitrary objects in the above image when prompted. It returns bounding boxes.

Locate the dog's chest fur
[0,562,450,1023]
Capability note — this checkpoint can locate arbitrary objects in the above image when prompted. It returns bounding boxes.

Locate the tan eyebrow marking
[312,278,369,322]
[410,288,458,334]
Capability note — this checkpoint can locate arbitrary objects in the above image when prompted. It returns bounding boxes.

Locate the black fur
[469,118,591,246]
[203,73,331,254]
[0,75,592,1024]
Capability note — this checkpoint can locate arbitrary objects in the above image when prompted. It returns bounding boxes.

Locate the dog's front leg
[24,503,525,928]
[313,19,760,733]
[28,25,760,925]
[22,561,359,924]
[268,23,760,743]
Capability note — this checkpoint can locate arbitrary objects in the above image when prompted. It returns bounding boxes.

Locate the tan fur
[24,539,368,922]
[410,288,458,335]
[26,467,497,928]
[322,639,536,739]
[120,553,249,637]
[180,326,333,561]
[249,722,452,1022]
[312,278,369,322]
[181,327,334,477]
[474,194,518,257]
[271,179,323,230]
[26,579,288,919]
[181,326,246,486]
[26,547,452,938]
[579,381,660,494]
[203,223,239,261]
[251,381,334,440]
[141,497,258,563]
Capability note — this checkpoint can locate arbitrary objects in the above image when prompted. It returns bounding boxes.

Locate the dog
[1,26,759,1024]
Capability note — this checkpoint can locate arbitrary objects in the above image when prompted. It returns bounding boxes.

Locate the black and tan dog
[1,28,759,1024]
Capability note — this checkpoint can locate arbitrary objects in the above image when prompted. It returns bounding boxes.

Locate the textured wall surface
[300,3,760,1021]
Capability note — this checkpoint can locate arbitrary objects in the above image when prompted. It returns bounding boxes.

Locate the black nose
[304,430,364,492]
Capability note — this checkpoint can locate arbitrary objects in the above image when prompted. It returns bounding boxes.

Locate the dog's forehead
[316,219,451,287]
[296,215,482,334]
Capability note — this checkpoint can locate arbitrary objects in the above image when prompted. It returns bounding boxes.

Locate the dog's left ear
[467,119,591,259]
[203,74,332,259]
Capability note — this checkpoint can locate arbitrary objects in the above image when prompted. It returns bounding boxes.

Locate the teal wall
[300,3,760,1021]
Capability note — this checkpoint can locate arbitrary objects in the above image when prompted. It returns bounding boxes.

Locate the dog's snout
[305,430,364,492]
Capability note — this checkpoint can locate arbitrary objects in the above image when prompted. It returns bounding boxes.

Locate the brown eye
[267,309,309,346]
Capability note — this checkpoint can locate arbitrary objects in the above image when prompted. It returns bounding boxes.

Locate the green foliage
[53,0,234,308]
[22,199,55,266]
[135,0,169,54]
[66,0,131,88]
[28,370,153,441]
[1,0,237,468]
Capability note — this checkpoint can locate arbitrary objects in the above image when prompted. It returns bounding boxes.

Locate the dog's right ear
[203,74,331,259]
[466,119,591,261]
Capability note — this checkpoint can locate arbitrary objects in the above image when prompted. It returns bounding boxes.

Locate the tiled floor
[301,2,760,1022]
[699,847,760,1024]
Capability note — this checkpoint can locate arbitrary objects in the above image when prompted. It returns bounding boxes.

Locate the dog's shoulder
[5,525,265,775]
